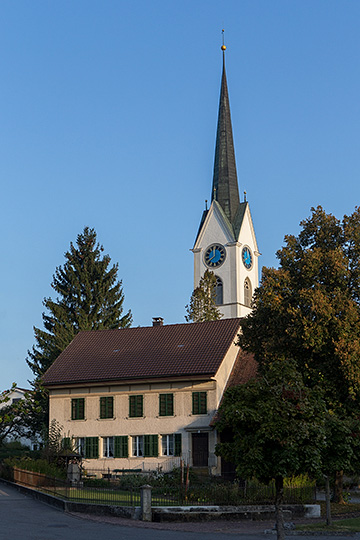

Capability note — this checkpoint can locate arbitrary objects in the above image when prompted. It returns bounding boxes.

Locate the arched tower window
[244,278,252,307]
[215,276,223,305]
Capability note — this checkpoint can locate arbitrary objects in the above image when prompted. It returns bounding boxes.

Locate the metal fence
[11,467,138,506]
[151,482,316,507]
[6,467,316,508]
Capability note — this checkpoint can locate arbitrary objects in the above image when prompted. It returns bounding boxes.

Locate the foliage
[215,359,326,539]
[216,359,326,482]
[239,206,360,406]
[238,206,360,503]
[4,457,66,479]
[185,270,222,322]
[26,227,132,435]
[0,384,37,445]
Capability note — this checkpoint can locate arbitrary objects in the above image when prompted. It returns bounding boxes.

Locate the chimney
[152,317,164,327]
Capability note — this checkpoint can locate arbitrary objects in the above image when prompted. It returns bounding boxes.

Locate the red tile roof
[42,318,242,387]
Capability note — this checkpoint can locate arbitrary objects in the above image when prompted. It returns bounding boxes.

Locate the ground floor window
[132,435,144,457]
[75,437,85,457]
[161,433,182,456]
[103,436,114,458]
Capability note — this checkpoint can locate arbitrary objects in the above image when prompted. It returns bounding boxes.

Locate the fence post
[140,484,152,522]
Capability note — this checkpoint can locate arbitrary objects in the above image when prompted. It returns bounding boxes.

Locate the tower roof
[212,48,240,225]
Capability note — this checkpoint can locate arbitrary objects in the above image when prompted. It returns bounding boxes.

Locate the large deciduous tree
[215,359,326,540]
[185,270,222,322]
[26,227,132,435]
[239,205,360,500]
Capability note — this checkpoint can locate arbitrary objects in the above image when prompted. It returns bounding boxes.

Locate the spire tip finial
[221,29,226,51]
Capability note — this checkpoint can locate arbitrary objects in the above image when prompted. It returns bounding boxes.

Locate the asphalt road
[0,482,357,540]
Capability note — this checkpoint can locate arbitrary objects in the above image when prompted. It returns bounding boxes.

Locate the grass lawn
[299,516,360,533]
[298,502,360,532]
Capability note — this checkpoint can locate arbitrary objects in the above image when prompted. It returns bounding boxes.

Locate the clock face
[204,244,226,268]
[242,246,253,269]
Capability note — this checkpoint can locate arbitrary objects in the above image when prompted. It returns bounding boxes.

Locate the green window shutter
[114,436,128,458]
[100,396,114,419]
[192,392,207,415]
[85,437,99,459]
[62,437,71,450]
[159,394,173,416]
[144,435,158,457]
[129,395,143,417]
[174,433,182,456]
[71,398,85,420]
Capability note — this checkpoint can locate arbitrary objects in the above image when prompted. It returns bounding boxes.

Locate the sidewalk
[69,511,323,535]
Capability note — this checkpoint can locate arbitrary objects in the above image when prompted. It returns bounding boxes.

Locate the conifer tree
[185,270,222,322]
[26,227,132,435]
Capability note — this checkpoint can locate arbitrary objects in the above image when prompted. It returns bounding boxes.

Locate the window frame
[100,396,114,419]
[159,393,174,417]
[192,391,207,415]
[71,398,85,420]
[102,436,115,458]
[129,395,143,418]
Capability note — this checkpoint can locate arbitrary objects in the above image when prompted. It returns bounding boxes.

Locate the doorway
[192,432,209,467]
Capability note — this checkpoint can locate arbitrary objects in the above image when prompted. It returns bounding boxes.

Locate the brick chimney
[152,317,164,327]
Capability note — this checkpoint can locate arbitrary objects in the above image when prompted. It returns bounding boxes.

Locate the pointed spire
[211,39,240,225]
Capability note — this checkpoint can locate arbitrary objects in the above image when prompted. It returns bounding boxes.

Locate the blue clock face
[204,244,226,268]
[242,246,253,269]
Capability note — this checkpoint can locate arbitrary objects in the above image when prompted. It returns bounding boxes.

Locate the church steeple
[212,45,240,225]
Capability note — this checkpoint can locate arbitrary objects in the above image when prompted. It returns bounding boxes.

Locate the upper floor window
[71,398,85,420]
[129,395,143,418]
[100,396,114,419]
[244,278,252,307]
[159,393,174,416]
[215,275,223,305]
[192,392,207,415]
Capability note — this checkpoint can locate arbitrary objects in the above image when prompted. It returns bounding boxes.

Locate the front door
[192,433,209,467]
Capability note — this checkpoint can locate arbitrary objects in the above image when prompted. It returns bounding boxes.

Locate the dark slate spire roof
[212,49,240,225]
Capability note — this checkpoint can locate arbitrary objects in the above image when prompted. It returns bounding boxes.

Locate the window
[132,435,158,457]
[192,392,207,415]
[114,436,128,458]
[75,437,85,457]
[132,435,144,457]
[244,278,252,307]
[144,435,158,457]
[129,395,143,417]
[84,437,99,459]
[71,398,85,420]
[215,275,223,305]
[62,437,72,450]
[103,437,114,458]
[159,394,174,416]
[100,396,114,419]
[161,434,182,456]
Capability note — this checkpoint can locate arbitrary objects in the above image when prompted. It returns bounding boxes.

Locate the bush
[4,458,66,479]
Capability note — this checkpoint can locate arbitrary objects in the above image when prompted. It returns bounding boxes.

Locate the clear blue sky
[1,0,360,390]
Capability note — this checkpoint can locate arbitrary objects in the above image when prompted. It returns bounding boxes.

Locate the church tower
[192,44,259,319]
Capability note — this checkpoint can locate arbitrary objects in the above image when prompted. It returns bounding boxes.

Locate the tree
[215,359,326,540]
[185,270,222,322]
[239,206,360,500]
[26,227,132,435]
[0,384,35,445]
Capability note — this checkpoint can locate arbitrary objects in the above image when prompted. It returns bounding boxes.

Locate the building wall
[193,203,259,319]
[48,340,240,475]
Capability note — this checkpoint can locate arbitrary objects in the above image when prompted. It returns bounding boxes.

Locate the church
[42,45,258,476]
[192,43,259,319]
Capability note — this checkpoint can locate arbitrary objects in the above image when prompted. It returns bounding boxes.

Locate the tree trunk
[325,475,332,526]
[333,470,344,504]
[275,475,285,540]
